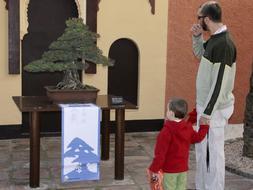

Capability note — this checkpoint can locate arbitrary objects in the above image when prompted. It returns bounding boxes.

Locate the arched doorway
[108,39,139,105]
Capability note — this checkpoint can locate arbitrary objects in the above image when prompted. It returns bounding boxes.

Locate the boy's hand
[199,116,210,125]
[150,172,159,183]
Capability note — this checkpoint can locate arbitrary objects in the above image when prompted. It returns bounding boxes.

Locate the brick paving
[0,132,252,190]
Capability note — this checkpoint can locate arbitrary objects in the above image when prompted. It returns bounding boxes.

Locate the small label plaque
[111,96,124,105]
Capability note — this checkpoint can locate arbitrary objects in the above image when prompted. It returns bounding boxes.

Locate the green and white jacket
[192,31,237,119]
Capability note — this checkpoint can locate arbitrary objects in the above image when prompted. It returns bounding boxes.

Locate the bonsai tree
[24,18,113,90]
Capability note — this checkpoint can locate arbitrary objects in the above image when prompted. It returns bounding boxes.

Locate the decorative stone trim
[3,0,8,10]
[20,0,29,40]
[149,0,155,14]
[20,0,87,39]
[75,0,84,20]
[98,0,100,11]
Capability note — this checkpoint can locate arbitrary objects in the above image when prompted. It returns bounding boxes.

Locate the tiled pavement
[0,132,253,190]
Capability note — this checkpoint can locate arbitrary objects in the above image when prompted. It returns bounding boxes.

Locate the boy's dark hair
[200,2,222,23]
[168,98,188,119]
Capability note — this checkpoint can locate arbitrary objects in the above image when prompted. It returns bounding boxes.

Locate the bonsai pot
[45,86,99,103]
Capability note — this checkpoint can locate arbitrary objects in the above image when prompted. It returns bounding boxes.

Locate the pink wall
[165,0,253,123]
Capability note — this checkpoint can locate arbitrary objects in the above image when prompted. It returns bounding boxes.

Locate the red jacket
[149,119,209,173]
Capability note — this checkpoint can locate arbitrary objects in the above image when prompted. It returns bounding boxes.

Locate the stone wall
[165,0,253,123]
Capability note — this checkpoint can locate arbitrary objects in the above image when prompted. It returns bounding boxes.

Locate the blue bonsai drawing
[63,137,99,181]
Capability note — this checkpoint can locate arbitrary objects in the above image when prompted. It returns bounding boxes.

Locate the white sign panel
[60,104,100,182]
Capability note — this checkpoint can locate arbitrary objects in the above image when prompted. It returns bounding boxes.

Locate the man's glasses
[197,15,206,20]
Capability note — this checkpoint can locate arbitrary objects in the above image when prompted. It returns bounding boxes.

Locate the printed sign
[60,104,100,182]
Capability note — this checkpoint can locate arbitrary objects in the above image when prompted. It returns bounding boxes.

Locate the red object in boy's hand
[187,108,197,124]
[146,169,164,190]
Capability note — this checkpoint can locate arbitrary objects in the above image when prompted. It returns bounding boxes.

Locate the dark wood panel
[85,0,99,74]
[22,0,78,133]
[8,0,20,74]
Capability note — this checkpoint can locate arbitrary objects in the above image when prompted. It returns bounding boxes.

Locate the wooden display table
[13,95,137,188]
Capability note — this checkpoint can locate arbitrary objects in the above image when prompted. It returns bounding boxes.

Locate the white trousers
[195,104,234,190]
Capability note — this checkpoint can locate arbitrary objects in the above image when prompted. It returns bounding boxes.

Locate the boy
[148,98,209,190]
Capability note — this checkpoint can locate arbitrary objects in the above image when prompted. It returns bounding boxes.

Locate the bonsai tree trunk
[56,69,85,90]
[243,61,253,158]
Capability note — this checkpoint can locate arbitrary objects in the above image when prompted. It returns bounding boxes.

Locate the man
[191,1,236,190]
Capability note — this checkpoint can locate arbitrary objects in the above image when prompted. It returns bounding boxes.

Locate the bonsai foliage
[24,18,113,90]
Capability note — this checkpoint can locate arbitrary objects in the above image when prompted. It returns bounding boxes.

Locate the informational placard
[60,104,100,182]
